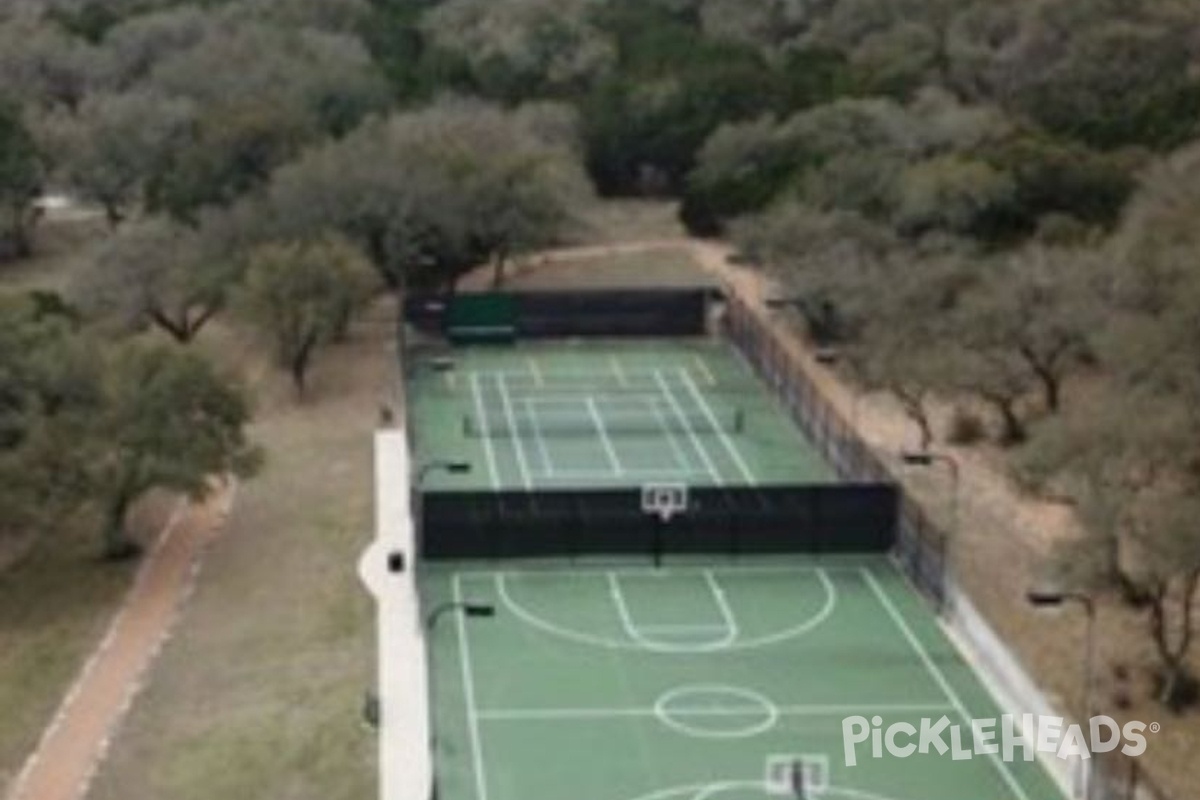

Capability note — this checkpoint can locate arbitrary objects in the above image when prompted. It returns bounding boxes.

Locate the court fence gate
[721,292,1175,800]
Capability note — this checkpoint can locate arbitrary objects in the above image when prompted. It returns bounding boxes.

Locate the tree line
[0,1,587,561]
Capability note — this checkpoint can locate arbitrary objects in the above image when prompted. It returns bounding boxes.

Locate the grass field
[421,557,1067,800]
[85,307,390,800]
[408,340,835,491]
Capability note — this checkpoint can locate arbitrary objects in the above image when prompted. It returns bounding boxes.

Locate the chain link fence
[723,294,948,607]
[722,292,1174,800]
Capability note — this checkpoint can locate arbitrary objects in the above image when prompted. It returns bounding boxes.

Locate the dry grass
[0,217,110,297]
[0,506,169,794]
[84,303,394,800]
[567,199,686,244]
[504,247,715,290]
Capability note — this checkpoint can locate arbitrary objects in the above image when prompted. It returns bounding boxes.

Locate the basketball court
[421,556,1066,800]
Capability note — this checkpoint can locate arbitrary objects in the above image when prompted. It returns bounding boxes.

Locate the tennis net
[463,404,744,438]
[472,369,721,394]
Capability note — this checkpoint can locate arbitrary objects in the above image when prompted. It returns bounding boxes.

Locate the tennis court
[407,340,835,491]
[422,556,1067,800]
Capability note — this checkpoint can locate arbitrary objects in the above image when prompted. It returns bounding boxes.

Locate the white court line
[522,395,665,405]
[529,468,711,480]
[523,398,554,476]
[637,624,732,634]
[693,353,716,385]
[678,367,756,484]
[862,568,1032,800]
[454,574,490,800]
[476,703,956,721]
[703,570,740,643]
[495,373,533,490]
[645,397,695,474]
[468,373,500,490]
[586,395,624,476]
[654,370,721,485]
[496,569,838,653]
[526,357,544,387]
[609,572,650,647]
[608,572,736,649]
[461,563,856,578]
[609,355,629,388]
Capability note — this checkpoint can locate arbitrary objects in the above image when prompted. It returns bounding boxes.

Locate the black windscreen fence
[419,484,897,560]
[404,288,709,339]
[515,289,707,337]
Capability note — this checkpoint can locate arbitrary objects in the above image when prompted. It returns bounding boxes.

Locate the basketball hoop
[764,754,829,798]
[640,483,688,523]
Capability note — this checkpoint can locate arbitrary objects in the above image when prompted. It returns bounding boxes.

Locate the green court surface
[407,340,836,491]
[423,557,1067,800]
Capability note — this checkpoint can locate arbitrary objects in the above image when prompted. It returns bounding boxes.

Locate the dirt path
[5,482,236,800]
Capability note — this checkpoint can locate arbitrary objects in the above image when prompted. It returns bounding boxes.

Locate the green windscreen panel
[446,293,517,344]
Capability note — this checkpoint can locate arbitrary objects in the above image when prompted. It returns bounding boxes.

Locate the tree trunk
[101,487,140,560]
[289,330,320,398]
[1033,363,1060,413]
[330,299,354,343]
[895,387,932,451]
[1020,345,1063,413]
[979,393,1024,445]
[148,309,194,343]
[1148,571,1200,711]
[147,305,218,343]
[6,202,34,260]
[104,201,125,229]
[491,250,509,289]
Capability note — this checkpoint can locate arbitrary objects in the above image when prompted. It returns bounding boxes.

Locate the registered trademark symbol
[1149,722,1161,734]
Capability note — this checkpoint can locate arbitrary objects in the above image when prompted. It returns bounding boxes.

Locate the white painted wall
[359,430,429,800]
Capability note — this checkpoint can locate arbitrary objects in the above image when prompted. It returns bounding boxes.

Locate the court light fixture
[362,690,380,729]
[764,296,804,310]
[813,346,839,365]
[1026,588,1093,612]
[1026,590,1067,608]
[416,459,472,484]
[425,601,496,632]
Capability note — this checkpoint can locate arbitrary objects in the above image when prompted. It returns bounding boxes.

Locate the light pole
[1028,590,1097,800]
[900,450,960,612]
[426,602,495,800]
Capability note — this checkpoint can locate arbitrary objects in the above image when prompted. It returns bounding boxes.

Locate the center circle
[653,684,779,739]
